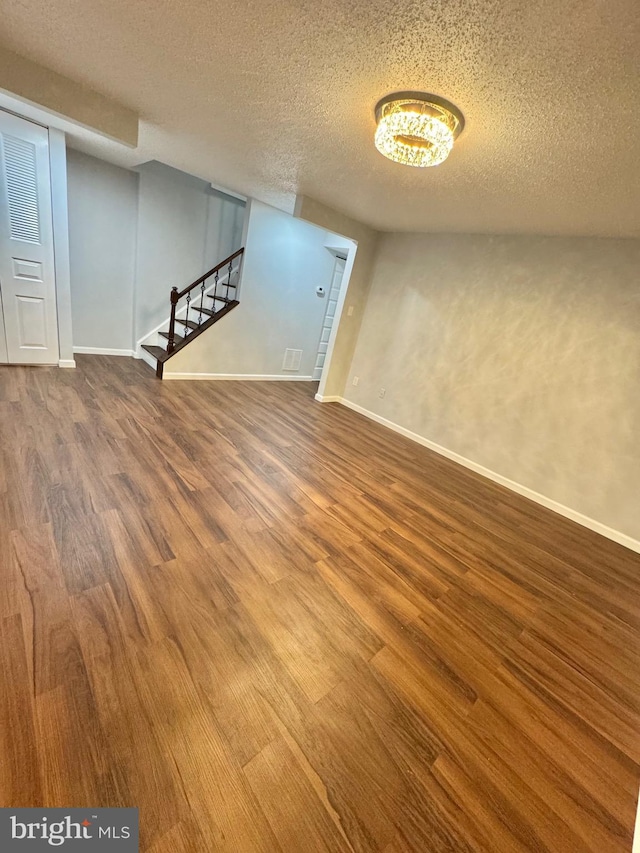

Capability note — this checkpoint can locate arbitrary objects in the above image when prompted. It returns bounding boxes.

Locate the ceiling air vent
[282,348,302,371]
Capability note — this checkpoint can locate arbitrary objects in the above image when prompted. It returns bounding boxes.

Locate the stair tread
[143,300,240,374]
[141,344,170,362]
[211,281,237,289]
[191,305,215,317]
[158,331,184,343]
[207,294,233,303]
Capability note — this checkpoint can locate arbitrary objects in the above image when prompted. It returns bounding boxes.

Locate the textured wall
[295,195,379,397]
[345,233,640,541]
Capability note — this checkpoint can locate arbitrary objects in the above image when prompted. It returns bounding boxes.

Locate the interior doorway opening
[313,254,347,381]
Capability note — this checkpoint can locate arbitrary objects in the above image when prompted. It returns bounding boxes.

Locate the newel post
[167,287,179,353]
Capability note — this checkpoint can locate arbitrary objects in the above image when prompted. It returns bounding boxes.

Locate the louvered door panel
[4,135,41,243]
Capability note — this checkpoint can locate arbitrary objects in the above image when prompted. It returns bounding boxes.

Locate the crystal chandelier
[374,92,464,168]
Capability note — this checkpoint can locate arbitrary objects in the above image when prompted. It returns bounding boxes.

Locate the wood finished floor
[0,355,639,852]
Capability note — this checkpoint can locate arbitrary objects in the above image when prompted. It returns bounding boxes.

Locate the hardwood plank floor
[0,354,639,851]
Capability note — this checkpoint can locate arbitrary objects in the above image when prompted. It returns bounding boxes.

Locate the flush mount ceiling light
[374,92,464,168]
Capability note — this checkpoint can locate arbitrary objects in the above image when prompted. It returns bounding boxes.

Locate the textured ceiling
[1,0,639,236]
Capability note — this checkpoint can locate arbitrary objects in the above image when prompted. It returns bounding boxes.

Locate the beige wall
[295,195,379,397]
[344,232,640,541]
[0,45,138,146]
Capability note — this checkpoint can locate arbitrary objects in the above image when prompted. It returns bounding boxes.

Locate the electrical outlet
[347,306,354,316]
[352,376,359,386]
[378,388,386,398]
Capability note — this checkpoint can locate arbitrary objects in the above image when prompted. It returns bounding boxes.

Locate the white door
[0,110,59,365]
[313,256,346,381]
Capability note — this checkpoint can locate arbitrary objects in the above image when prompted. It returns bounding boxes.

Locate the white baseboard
[315,393,342,402]
[163,372,314,381]
[58,359,76,368]
[73,347,135,357]
[319,395,640,555]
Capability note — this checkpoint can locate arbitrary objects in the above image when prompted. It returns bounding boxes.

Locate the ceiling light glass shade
[374,92,464,167]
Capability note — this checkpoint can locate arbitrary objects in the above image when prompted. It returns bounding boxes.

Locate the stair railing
[166,247,244,353]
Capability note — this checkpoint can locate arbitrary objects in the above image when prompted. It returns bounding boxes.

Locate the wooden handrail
[166,247,244,353]
[175,247,245,299]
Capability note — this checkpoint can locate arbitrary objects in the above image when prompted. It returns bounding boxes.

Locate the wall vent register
[282,348,302,371]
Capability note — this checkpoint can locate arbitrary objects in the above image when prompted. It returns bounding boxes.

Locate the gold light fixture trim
[374,92,464,168]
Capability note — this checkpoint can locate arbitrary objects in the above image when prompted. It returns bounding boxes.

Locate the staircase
[142,248,244,378]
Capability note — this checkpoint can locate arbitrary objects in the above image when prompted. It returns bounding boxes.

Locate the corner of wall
[294,195,380,399]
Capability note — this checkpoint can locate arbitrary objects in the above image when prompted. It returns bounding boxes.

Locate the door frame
[48,127,75,367]
[0,103,74,368]
[313,254,346,381]
[316,237,357,398]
